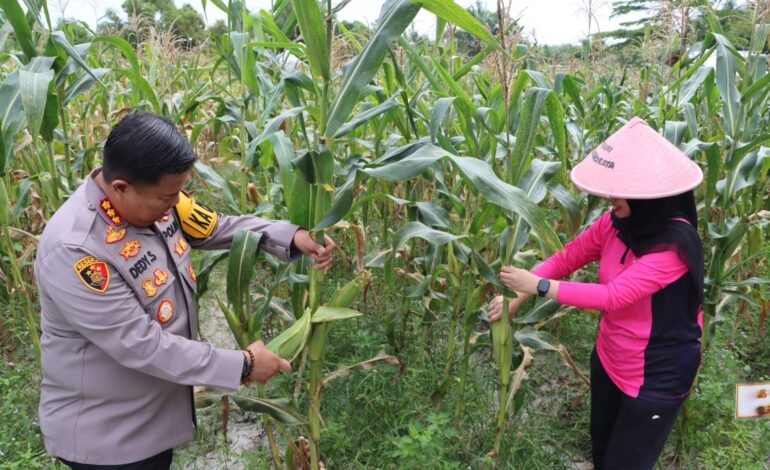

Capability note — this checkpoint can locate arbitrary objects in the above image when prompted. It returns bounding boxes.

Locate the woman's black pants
[591,349,684,470]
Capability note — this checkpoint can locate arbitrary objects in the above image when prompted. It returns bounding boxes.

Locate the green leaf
[267,308,312,361]
[513,300,560,324]
[230,395,306,425]
[194,161,237,210]
[311,306,363,323]
[514,326,560,351]
[270,132,297,209]
[246,106,304,165]
[677,66,712,106]
[511,87,551,184]
[63,68,110,105]
[392,221,467,251]
[289,0,330,81]
[0,0,36,60]
[18,68,53,140]
[325,0,421,137]
[430,97,455,144]
[333,92,400,138]
[714,36,740,138]
[364,144,562,255]
[50,32,106,88]
[411,0,498,49]
[226,229,263,321]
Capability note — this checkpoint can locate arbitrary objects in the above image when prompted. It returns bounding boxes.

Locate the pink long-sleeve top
[533,211,702,400]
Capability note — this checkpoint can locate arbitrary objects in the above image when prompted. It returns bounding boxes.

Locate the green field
[1,0,769,468]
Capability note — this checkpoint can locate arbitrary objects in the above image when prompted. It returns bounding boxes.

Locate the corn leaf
[311,306,363,323]
[325,0,421,137]
[289,0,329,81]
[230,395,306,425]
[226,229,263,321]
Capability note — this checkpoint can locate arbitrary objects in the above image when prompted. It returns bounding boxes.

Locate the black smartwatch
[536,278,551,297]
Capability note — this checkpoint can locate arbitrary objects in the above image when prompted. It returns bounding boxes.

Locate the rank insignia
[119,240,141,260]
[105,226,126,244]
[99,198,124,226]
[187,264,196,282]
[156,300,174,324]
[153,268,169,286]
[174,236,189,256]
[142,278,157,297]
[73,256,110,293]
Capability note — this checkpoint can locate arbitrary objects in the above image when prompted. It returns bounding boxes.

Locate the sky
[48,0,626,46]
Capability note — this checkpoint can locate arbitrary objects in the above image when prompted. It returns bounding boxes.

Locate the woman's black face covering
[610,191,704,304]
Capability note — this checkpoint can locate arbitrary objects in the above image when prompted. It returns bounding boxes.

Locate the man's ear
[111,179,130,196]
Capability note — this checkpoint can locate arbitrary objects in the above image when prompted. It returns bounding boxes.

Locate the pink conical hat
[570,117,703,199]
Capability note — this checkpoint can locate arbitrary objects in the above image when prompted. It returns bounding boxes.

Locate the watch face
[537,279,550,296]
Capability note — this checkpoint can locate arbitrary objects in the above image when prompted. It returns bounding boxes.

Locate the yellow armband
[174,191,218,239]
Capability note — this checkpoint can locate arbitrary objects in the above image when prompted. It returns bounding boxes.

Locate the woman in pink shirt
[488,118,705,470]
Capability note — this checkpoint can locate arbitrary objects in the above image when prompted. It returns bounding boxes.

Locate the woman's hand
[487,294,531,323]
[499,266,540,295]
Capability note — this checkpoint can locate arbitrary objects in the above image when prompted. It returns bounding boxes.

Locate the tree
[171,4,206,47]
[602,0,712,54]
[121,0,176,27]
[118,0,206,47]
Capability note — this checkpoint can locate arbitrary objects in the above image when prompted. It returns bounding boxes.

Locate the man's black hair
[102,112,197,185]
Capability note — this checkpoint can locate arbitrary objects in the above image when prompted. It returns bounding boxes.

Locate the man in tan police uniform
[35,112,334,469]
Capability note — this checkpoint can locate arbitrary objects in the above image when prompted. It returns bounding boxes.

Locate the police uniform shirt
[35,169,300,465]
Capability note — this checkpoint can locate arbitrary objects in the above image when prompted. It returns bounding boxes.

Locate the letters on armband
[173,191,218,240]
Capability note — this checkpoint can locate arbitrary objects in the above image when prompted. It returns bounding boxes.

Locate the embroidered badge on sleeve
[153,268,168,286]
[105,226,126,244]
[174,236,189,256]
[142,279,157,297]
[156,300,174,324]
[73,256,110,293]
[119,240,141,260]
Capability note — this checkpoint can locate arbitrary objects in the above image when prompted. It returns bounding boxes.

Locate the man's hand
[292,230,336,272]
[243,340,292,385]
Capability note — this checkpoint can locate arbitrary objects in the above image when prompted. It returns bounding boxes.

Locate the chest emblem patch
[119,240,141,260]
[99,198,124,226]
[142,278,157,297]
[153,268,169,286]
[73,256,110,293]
[174,236,189,256]
[157,300,174,324]
[105,226,126,244]
[187,264,196,282]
